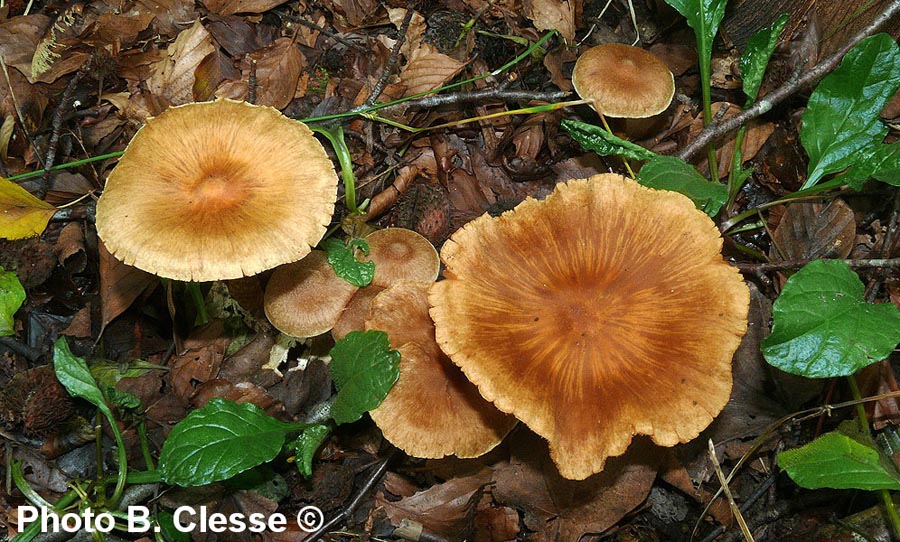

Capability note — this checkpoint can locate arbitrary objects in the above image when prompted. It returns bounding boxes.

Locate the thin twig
[698,474,778,542]
[736,257,900,274]
[678,0,900,162]
[275,10,368,53]
[406,88,568,108]
[41,71,85,199]
[305,449,395,542]
[866,190,900,301]
[0,54,45,170]
[247,58,258,105]
[708,439,755,542]
[360,9,414,110]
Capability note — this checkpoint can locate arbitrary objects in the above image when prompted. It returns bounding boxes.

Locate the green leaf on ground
[159,398,298,486]
[0,267,25,336]
[842,141,900,189]
[762,259,900,377]
[53,338,114,420]
[779,424,900,491]
[663,0,727,88]
[800,34,900,189]
[637,155,727,216]
[287,424,331,478]
[324,237,375,287]
[561,119,658,161]
[329,330,400,425]
[90,359,164,389]
[740,13,788,104]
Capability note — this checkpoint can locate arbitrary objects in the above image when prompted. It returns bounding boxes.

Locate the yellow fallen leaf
[0,177,56,240]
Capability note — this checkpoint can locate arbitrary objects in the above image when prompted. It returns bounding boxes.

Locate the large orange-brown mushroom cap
[367,281,516,459]
[572,44,674,118]
[429,174,749,480]
[96,99,337,282]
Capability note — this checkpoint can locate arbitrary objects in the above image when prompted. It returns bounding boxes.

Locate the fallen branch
[678,0,900,162]
[736,257,900,274]
[360,9,414,110]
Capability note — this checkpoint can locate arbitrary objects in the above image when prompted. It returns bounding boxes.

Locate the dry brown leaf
[61,306,91,338]
[524,0,575,43]
[770,199,856,261]
[330,0,384,28]
[400,42,465,97]
[492,431,657,541]
[386,7,426,57]
[249,37,305,109]
[148,20,216,105]
[201,0,290,16]
[474,502,520,542]
[134,0,197,37]
[689,102,774,179]
[377,469,492,538]
[0,15,51,75]
[542,46,576,91]
[55,222,85,273]
[99,241,157,332]
[170,322,229,402]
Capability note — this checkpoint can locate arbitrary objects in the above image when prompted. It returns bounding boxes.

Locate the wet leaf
[329,330,400,425]
[53,337,114,420]
[562,119,657,161]
[159,398,297,486]
[780,423,900,491]
[0,177,56,240]
[324,238,375,287]
[286,424,331,478]
[0,266,25,336]
[637,155,727,216]
[801,34,900,188]
[762,260,900,378]
[842,141,900,189]
[771,200,856,261]
[740,14,788,104]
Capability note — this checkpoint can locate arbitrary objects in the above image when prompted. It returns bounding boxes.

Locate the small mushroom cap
[264,251,358,338]
[364,228,440,288]
[367,281,516,458]
[331,285,385,341]
[96,99,337,282]
[572,44,675,118]
[430,174,749,480]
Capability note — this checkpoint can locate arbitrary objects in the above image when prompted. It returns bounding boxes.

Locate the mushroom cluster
[96,99,337,282]
[430,174,749,480]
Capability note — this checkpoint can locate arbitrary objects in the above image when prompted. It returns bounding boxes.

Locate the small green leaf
[842,141,900,189]
[637,156,727,216]
[287,424,331,478]
[159,398,298,486]
[561,119,658,161]
[0,267,25,336]
[329,330,400,425]
[800,34,900,188]
[324,238,375,287]
[762,260,900,377]
[91,359,163,389]
[664,0,727,91]
[105,387,141,410]
[53,338,114,420]
[156,511,192,542]
[740,14,788,104]
[779,426,900,491]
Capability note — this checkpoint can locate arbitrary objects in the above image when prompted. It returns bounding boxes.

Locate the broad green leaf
[324,237,375,287]
[156,511,192,542]
[561,119,658,161]
[159,398,298,486]
[637,155,727,216]
[762,259,900,377]
[329,330,400,425]
[0,177,56,240]
[842,141,900,189]
[53,338,114,420]
[779,429,900,491]
[91,359,163,389]
[0,267,25,336]
[740,14,788,104]
[800,34,900,188]
[664,0,727,89]
[287,424,331,478]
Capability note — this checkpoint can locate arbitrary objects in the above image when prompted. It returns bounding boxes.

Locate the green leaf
[91,359,163,389]
[740,13,788,105]
[156,511,192,542]
[800,34,900,189]
[561,119,658,161]
[779,426,900,491]
[324,237,375,287]
[329,330,400,425]
[53,338,114,420]
[287,424,331,478]
[842,141,900,189]
[663,0,727,89]
[637,156,727,216]
[762,259,900,378]
[159,398,298,486]
[0,267,25,336]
